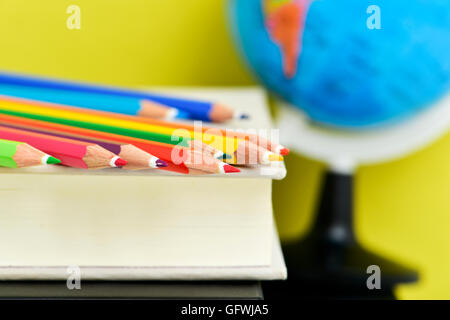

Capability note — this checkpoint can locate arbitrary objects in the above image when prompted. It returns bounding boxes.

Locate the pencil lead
[148,157,168,168]
[279,146,290,156]
[46,156,61,165]
[221,153,233,160]
[223,164,240,173]
[268,153,284,162]
[112,157,128,167]
[213,150,233,160]
[155,159,168,168]
[212,150,224,160]
[238,113,250,120]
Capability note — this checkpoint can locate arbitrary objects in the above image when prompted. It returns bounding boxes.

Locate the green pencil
[0,138,61,168]
[0,109,192,148]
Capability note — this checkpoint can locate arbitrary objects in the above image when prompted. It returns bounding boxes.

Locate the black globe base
[263,171,418,300]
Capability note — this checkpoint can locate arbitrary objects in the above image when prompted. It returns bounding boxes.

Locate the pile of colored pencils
[0,71,289,174]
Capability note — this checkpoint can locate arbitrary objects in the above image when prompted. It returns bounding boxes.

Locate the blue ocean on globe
[229,0,450,128]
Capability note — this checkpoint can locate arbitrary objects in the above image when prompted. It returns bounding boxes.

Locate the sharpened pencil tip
[222,153,232,160]
[156,159,168,168]
[46,156,61,165]
[239,113,250,120]
[114,158,128,167]
[279,147,290,156]
[223,164,240,173]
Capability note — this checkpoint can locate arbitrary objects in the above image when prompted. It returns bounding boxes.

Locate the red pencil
[0,125,127,169]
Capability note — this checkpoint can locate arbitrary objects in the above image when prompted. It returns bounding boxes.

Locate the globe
[229,0,450,128]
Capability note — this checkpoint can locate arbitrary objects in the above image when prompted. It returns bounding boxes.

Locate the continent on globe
[263,0,311,78]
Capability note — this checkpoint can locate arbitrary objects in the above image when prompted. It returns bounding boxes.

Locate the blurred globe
[229,0,450,128]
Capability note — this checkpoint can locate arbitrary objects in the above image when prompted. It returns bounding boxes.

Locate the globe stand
[263,96,450,299]
[266,170,417,299]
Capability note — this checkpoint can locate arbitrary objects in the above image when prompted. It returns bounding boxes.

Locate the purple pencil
[0,123,168,169]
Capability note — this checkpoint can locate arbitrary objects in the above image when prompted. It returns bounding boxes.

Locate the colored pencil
[0,96,281,165]
[0,123,167,169]
[0,112,239,174]
[0,71,248,122]
[0,126,127,169]
[0,90,286,155]
[0,138,60,168]
[0,84,190,120]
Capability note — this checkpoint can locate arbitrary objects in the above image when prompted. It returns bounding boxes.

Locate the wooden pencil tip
[209,103,235,122]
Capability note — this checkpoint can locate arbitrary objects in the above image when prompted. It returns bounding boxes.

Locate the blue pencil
[0,84,190,120]
[0,71,249,122]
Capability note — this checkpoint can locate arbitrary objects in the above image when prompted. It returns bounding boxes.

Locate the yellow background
[1,0,449,299]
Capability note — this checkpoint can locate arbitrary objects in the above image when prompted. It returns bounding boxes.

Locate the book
[0,87,287,280]
[0,281,264,299]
